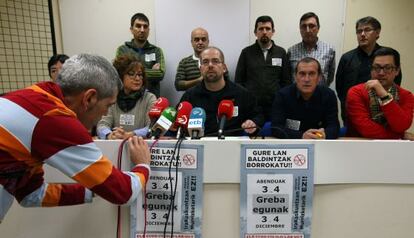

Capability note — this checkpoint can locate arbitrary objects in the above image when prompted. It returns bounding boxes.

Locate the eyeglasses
[371,65,397,74]
[356,27,374,35]
[300,23,318,31]
[201,58,222,66]
[126,71,143,79]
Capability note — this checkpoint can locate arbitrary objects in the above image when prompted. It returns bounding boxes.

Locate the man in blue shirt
[271,57,339,139]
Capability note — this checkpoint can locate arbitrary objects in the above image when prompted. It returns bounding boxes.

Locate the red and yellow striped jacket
[0,82,150,221]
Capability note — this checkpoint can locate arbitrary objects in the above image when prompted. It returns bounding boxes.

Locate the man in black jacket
[181,47,264,137]
[235,15,290,121]
[335,16,402,123]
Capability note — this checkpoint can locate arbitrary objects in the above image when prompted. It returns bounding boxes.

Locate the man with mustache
[346,47,413,139]
[116,13,165,97]
[271,57,339,139]
[288,12,336,86]
[235,15,290,121]
[336,16,402,124]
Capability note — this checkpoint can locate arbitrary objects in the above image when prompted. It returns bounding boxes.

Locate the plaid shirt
[288,40,336,86]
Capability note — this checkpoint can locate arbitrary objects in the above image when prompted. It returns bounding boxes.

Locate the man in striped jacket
[0,54,151,222]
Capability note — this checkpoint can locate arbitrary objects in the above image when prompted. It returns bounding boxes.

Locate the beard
[259,36,270,45]
[204,71,221,83]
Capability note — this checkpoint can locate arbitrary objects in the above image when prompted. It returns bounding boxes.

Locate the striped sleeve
[32,115,149,205]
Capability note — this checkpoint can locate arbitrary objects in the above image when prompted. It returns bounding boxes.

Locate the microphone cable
[115,137,159,238]
[116,137,128,238]
[204,126,262,138]
[162,137,184,238]
[204,125,289,139]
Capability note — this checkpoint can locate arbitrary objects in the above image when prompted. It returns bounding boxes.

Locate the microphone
[151,107,177,139]
[187,107,206,139]
[148,97,170,127]
[174,101,193,139]
[147,97,169,137]
[217,100,234,139]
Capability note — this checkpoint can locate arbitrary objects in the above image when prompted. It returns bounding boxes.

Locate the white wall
[154,0,250,104]
[59,0,345,105]
[59,0,154,60]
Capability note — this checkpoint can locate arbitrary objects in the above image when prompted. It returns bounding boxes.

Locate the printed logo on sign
[177,115,188,124]
[293,154,306,167]
[183,154,196,166]
[188,118,202,127]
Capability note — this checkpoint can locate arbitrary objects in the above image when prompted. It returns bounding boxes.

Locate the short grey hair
[56,54,122,99]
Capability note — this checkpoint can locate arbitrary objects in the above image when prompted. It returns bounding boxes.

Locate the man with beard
[235,15,290,121]
[116,13,165,97]
[180,47,264,136]
[336,16,402,124]
[287,12,336,86]
[346,47,413,139]
[175,27,209,91]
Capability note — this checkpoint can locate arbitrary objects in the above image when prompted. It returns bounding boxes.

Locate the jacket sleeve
[16,171,94,208]
[346,86,409,139]
[381,89,414,133]
[234,50,247,87]
[146,48,165,83]
[326,48,336,86]
[335,56,346,103]
[31,115,150,206]
[115,45,127,58]
[281,49,291,88]
[175,58,190,91]
[246,91,265,129]
[97,104,115,139]
[271,91,302,139]
[324,90,340,139]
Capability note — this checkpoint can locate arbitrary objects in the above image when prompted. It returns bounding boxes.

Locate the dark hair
[254,15,274,33]
[113,54,147,88]
[295,57,322,75]
[356,16,381,30]
[48,54,69,77]
[130,13,149,27]
[300,12,320,28]
[372,47,400,68]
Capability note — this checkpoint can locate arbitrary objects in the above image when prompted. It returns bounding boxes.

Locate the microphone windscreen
[150,107,177,138]
[148,97,170,119]
[188,107,206,138]
[159,107,177,123]
[218,100,234,120]
[188,107,206,127]
[175,101,193,128]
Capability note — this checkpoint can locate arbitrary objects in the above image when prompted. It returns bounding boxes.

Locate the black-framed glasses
[201,58,222,66]
[356,27,374,35]
[126,71,143,79]
[371,65,397,74]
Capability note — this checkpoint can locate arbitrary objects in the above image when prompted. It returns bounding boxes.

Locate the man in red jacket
[0,54,151,223]
[346,47,414,139]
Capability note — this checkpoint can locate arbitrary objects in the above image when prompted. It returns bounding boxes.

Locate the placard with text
[131,143,204,238]
[240,144,314,238]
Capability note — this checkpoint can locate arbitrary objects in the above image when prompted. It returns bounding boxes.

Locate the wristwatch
[380,93,393,105]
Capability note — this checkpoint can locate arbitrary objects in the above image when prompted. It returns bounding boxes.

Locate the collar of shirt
[294,84,322,101]
[300,39,320,51]
[193,54,201,67]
